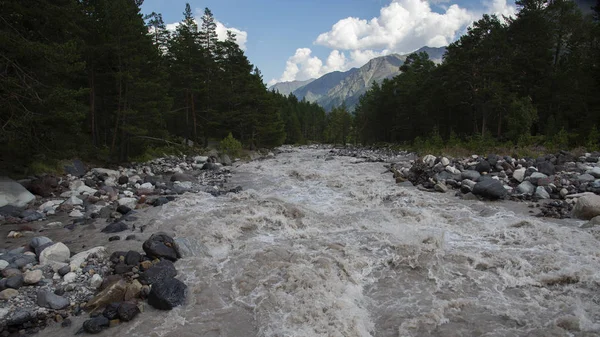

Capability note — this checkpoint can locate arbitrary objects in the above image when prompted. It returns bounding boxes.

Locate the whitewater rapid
[50,147,600,336]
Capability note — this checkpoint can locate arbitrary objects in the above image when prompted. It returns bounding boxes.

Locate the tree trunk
[191,92,197,141]
[89,68,96,146]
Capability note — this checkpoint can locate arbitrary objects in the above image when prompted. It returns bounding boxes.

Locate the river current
[44,147,600,336]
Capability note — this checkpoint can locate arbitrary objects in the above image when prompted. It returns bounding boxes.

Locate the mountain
[269,78,315,96]
[274,46,446,111]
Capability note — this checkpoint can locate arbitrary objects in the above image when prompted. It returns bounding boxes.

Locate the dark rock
[6,310,35,326]
[142,232,181,261]
[113,263,132,275]
[85,179,96,188]
[117,302,140,321]
[82,316,110,334]
[139,260,177,285]
[461,170,481,181]
[108,236,121,242]
[54,287,65,296]
[37,290,70,309]
[64,160,86,178]
[152,197,170,207]
[101,222,128,233]
[102,302,121,320]
[0,205,23,217]
[487,154,498,167]
[124,251,141,266]
[202,162,219,171]
[475,160,491,173]
[34,241,54,257]
[30,236,52,250]
[26,176,60,197]
[61,318,72,327]
[147,277,187,310]
[58,265,71,277]
[5,275,24,289]
[109,251,127,264]
[116,205,132,215]
[13,255,36,268]
[536,161,555,176]
[20,209,44,222]
[125,235,137,241]
[98,206,112,218]
[2,268,21,278]
[99,275,123,291]
[118,176,129,185]
[472,179,507,200]
[143,175,161,185]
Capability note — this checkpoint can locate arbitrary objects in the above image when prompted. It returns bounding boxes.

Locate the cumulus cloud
[270,0,516,84]
[166,18,248,50]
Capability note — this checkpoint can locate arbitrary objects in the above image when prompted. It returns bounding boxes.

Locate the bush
[220,133,242,158]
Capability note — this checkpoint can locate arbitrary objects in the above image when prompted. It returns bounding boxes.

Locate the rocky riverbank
[328,146,600,222]
[0,149,277,335]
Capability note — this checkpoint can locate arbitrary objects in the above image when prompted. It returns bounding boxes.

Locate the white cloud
[165,18,248,50]
[270,0,516,84]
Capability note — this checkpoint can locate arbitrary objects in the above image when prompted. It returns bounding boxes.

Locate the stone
[39,242,70,266]
[422,155,436,167]
[194,156,208,163]
[170,173,195,182]
[512,168,526,183]
[63,195,83,206]
[0,288,19,300]
[221,154,232,166]
[5,274,23,289]
[117,302,140,322]
[142,232,181,261]
[118,176,129,185]
[139,260,177,285]
[116,205,132,215]
[202,162,220,170]
[517,181,535,195]
[63,272,77,283]
[83,316,110,334]
[440,157,450,166]
[64,160,86,177]
[70,247,106,271]
[37,290,70,309]
[125,251,142,266]
[109,235,120,241]
[587,167,600,179]
[446,166,461,175]
[581,215,600,228]
[560,188,569,198]
[147,277,187,310]
[572,194,600,220]
[535,186,550,199]
[0,176,35,208]
[173,181,192,194]
[529,172,548,185]
[118,197,137,210]
[475,160,491,174]
[26,176,59,197]
[472,179,507,200]
[58,265,71,276]
[103,302,120,320]
[20,209,43,221]
[85,279,128,312]
[0,260,8,270]
[30,236,52,251]
[69,209,84,217]
[23,270,43,284]
[461,170,481,181]
[69,180,97,195]
[90,274,103,289]
[578,174,595,182]
[434,183,448,193]
[114,263,132,274]
[536,161,555,176]
[124,280,143,301]
[101,221,128,233]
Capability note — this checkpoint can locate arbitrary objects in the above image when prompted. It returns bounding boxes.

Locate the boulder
[26,176,59,197]
[39,242,70,265]
[578,174,595,182]
[64,160,86,177]
[82,316,110,334]
[30,236,52,251]
[170,173,194,182]
[124,280,143,301]
[536,161,555,176]
[517,181,535,194]
[70,246,106,271]
[0,177,35,208]
[116,205,132,215]
[117,302,140,322]
[85,279,128,312]
[512,168,526,182]
[118,197,137,210]
[142,233,181,261]
[461,170,481,181]
[572,194,600,220]
[124,251,142,266]
[5,275,23,289]
[587,167,600,179]
[529,172,548,185]
[475,160,491,173]
[37,290,70,309]
[472,179,507,200]
[221,154,232,166]
[139,260,177,285]
[101,221,128,233]
[535,186,550,199]
[90,274,103,289]
[0,288,19,300]
[118,176,129,185]
[23,270,43,285]
[147,277,187,310]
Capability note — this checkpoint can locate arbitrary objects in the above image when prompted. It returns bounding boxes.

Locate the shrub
[220,133,242,157]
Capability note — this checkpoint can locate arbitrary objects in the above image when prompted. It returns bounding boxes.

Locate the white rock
[60,191,78,198]
[535,186,550,199]
[0,176,35,208]
[440,157,450,166]
[446,166,461,175]
[513,168,526,182]
[63,195,83,206]
[24,269,43,284]
[587,167,600,178]
[63,272,77,283]
[90,274,103,289]
[140,182,154,189]
[39,242,70,266]
[38,200,63,212]
[123,190,134,197]
[91,168,119,177]
[194,156,208,163]
[118,197,137,209]
[104,177,117,187]
[69,180,97,195]
[0,260,9,270]
[69,247,106,270]
[69,210,84,218]
[573,194,600,220]
[560,188,569,198]
[422,154,436,167]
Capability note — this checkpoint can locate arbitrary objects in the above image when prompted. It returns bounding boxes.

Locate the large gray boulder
[573,194,600,220]
[472,179,507,200]
[0,177,35,208]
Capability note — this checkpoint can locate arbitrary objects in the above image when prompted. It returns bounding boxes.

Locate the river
[43,147,600,336]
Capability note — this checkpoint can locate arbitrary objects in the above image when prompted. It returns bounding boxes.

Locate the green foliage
[220,133,243,157]
[587,125,600,151]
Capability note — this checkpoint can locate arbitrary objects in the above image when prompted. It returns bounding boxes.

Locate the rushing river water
[44,147,600,336]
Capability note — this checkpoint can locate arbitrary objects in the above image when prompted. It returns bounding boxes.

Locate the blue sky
[141,0,517,85]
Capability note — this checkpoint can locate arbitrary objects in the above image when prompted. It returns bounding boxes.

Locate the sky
[141,0,518,86]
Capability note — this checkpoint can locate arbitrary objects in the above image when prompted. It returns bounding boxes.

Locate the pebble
[0,288,19,300]
[23,270,43,285]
